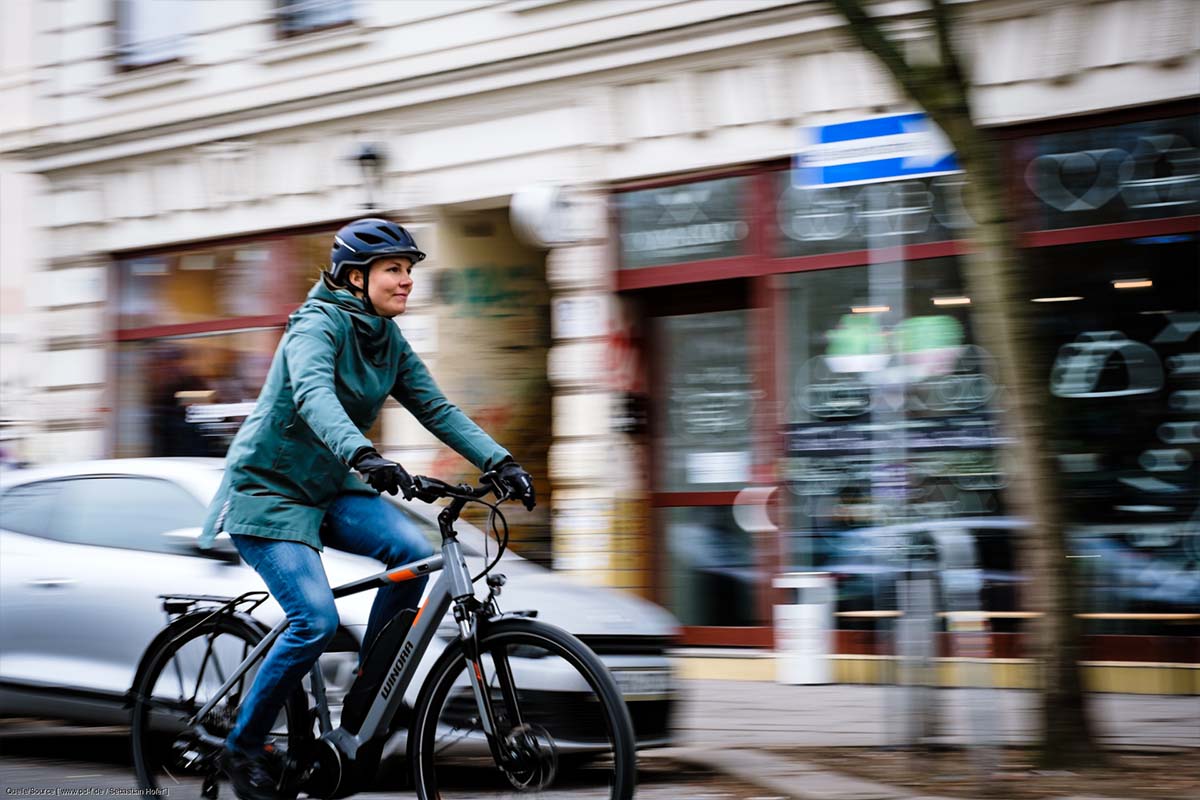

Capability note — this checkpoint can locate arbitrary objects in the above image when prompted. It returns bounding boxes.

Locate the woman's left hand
[496,460,536,510]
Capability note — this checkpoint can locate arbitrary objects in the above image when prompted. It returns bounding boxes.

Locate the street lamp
[353,143,387,213]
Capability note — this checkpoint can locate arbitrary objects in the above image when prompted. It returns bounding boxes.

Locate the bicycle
[128,473,637,799]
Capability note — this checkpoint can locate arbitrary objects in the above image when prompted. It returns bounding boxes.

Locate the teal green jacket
[199,277,510,551]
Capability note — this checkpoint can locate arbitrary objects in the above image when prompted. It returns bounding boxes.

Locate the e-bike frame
[185,486,509,763]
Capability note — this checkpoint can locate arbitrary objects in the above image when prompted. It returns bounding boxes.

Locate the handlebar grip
[409,474,505,502]
[411,475,449,503]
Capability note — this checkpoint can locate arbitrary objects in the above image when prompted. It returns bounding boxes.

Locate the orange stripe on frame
[386,568,417,582]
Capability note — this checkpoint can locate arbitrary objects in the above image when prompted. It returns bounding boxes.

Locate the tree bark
[827,0,1104,767]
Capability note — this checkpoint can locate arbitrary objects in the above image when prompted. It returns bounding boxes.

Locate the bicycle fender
[124,608,270,709]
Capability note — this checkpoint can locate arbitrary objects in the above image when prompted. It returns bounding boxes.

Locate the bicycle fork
[454,603,524,767]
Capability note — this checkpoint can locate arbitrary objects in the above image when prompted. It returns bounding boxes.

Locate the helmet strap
[346,265,382,316]
[360,268,380,315]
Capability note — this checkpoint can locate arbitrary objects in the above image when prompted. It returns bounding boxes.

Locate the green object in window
[896,315,964,354]
[828,314,886,357]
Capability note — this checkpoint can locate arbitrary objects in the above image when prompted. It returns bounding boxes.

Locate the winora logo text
[381,640,414,700]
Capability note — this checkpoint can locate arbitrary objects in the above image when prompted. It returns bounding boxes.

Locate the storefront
[614,105,1199,650]
[110,208,554,560]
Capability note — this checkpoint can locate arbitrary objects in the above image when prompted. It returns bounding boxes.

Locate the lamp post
[353,143,387,213]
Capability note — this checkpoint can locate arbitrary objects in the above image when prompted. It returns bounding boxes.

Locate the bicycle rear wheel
[130,613,308,799]
[410,617,637,800]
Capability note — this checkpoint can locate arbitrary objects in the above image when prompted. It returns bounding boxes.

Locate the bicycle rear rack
[155,591,273,655]
[160,591,269,615]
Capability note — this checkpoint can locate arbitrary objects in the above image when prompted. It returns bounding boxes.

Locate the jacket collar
[306,274,392,357]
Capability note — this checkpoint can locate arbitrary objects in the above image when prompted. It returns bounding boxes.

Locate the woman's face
[353,257,414,317]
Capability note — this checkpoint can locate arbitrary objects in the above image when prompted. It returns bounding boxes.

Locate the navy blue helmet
[330,218,426,284]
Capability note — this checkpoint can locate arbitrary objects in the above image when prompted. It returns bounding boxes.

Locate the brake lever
[479,469,508,502]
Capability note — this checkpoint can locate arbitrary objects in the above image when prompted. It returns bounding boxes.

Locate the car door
[8,475,256,699]
[0,480,70,689]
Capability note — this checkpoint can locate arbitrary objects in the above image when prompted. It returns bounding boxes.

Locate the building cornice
[12,1,842,170]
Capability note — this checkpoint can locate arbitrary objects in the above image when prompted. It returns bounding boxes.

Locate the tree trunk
[827,0,1105,767]
[950,127,1102,769]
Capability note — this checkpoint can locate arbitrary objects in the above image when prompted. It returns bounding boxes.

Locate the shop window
[1025,236,1199,617]
[1018,114,1200,230]
[114,330,282,458]
[615,176,750,269]
[781,258,1006,582]
[662,506,760,627]
[774,171,972,258]
[656,309,757,492]
[117,241,296,329]
[113,229,341,458]
[652,307,765,629]
[276,0,355,37]
[115,0,189,69]
[291,230,338,299]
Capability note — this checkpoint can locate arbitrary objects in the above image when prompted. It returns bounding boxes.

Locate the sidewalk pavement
[653,680,1200,799]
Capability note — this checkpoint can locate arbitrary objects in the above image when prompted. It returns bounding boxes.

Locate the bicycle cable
[470,496,509,583]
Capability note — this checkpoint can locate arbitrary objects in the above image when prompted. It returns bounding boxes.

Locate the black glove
[352,448,415,499]
[496,459,536,511]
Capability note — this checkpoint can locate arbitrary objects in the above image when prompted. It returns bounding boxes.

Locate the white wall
[0,0,40,458]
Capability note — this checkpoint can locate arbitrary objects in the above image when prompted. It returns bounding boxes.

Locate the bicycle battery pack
[340,608,416,735]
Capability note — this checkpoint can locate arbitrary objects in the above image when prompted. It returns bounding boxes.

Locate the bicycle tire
[130,612,308,799]
[409,617,637,800]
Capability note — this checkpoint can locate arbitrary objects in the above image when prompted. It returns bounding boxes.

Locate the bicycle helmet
[329,218,426,286]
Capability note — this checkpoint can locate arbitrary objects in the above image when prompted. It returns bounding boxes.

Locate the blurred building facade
[1,1,1197,675]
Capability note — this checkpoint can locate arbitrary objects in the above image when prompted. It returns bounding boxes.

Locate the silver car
[0,458,680,752]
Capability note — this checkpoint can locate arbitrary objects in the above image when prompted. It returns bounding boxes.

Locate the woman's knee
[291,601,339,647]
[384,530,434,565]
[411,534,435,561]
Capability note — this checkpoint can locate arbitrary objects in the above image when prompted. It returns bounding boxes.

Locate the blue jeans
[226,493,434,753]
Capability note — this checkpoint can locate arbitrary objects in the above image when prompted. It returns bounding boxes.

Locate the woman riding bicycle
[198,218,535,800]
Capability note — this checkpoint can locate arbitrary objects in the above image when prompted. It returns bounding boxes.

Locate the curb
[659,746,934,800]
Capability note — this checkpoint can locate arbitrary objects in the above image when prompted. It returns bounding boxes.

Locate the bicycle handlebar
[410,473,502,504]
[411,472,512,580]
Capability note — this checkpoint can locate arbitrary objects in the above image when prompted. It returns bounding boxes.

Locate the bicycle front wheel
[410,617,637,800]
[130,613,308,799]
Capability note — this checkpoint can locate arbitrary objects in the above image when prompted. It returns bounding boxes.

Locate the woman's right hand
[351,448,415,499]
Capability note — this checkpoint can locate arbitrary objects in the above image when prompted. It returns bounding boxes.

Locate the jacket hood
[301,275,392,360]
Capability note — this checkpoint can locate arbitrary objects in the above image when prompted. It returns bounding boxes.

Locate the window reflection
[783,257,1004,578]
[1029,237,1199,618]
[117,241,290,328]
[663,506,761,627]
[656,310,757,492]
[782,257,1011,624]
[115,331,280,458]
[1020,115,1200,229]
[116,0,188,69]
[52,478,206,553]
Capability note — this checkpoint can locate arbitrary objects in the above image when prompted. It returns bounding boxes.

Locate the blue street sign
[794,113,961,188]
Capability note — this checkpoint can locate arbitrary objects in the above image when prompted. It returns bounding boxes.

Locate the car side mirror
[163,527,240,565]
